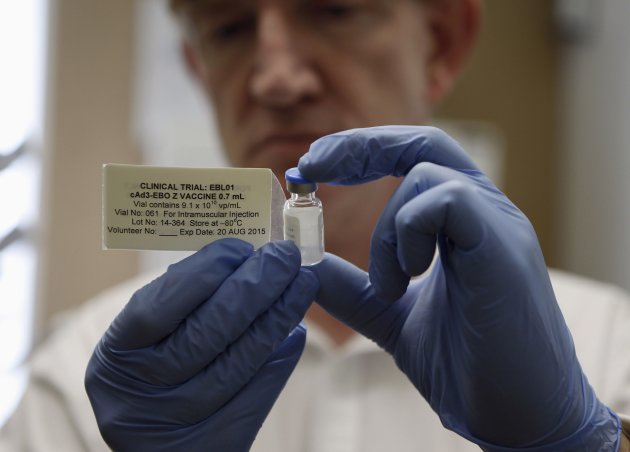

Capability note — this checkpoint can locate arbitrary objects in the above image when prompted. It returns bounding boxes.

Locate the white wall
[0,0,47,426]
[556,0,630,289]
[133,0,225,169]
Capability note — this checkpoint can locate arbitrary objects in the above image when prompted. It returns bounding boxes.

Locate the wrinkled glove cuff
[620,414,630,452]
[463,399,621,452]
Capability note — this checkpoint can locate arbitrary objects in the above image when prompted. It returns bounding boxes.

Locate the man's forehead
[170,0,392,11]
[170,0,263,18]
[170,0,274,7]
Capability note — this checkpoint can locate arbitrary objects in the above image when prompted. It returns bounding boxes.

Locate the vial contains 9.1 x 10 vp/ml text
[283,167,324,265]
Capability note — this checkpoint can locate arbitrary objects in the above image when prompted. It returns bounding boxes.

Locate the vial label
[283,206,324,265]
[284,214,300,244]
[103,164,284,250]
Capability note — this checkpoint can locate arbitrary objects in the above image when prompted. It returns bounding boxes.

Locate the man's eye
[209,17,255,43]
[319,3,357,18]
[307,0,367,20]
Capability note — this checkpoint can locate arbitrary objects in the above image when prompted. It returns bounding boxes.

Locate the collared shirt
[253,320,474,452]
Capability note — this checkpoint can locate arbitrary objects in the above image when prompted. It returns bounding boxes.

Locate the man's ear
[425,0,481,105]
[181,40,206,82]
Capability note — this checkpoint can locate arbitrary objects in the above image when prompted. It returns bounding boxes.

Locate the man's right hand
[301,126,622,451]
[85,238,318,452]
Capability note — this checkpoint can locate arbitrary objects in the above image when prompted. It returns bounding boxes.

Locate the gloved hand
[299,126,621,451]
[85,238,318,452]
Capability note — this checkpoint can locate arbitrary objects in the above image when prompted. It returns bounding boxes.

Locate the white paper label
[103,164,285,250]
[283,213,300,244]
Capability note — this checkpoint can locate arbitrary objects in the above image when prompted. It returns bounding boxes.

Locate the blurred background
[1,0,630,424]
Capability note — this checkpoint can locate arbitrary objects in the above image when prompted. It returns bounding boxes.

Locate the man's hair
[169,0,186,13]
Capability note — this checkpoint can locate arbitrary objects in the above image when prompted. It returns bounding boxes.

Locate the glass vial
[283,167,324,265]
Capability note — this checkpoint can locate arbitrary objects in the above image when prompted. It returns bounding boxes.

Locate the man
[3,0,630,450]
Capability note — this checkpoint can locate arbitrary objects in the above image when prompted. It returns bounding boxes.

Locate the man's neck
[307,304,356,346]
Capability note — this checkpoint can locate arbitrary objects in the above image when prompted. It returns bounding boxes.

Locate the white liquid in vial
[283,205,324,265]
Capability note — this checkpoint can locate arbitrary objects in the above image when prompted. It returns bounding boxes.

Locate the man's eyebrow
[176,0,244,13]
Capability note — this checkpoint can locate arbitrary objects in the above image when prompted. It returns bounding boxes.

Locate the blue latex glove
[299,126,621,451]
[85,238,318,452]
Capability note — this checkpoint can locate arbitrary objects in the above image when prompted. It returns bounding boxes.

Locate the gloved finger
[106,238,254,350]
[166,269,318,422]
[297,126,479,185]
[111,240,304,384]
[371,163,485,300]
[201,323,308,452]
[309,253,411,353]
[98,324,308,452]
[395,181,487,276]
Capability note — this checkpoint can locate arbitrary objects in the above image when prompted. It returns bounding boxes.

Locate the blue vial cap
[285,167,317,194]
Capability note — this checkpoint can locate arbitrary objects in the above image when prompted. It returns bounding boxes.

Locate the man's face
[178,0,436,178]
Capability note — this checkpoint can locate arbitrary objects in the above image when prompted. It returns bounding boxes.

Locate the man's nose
[249,11,321,108]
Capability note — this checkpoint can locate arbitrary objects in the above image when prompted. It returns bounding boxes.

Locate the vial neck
[290,192,317,202]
